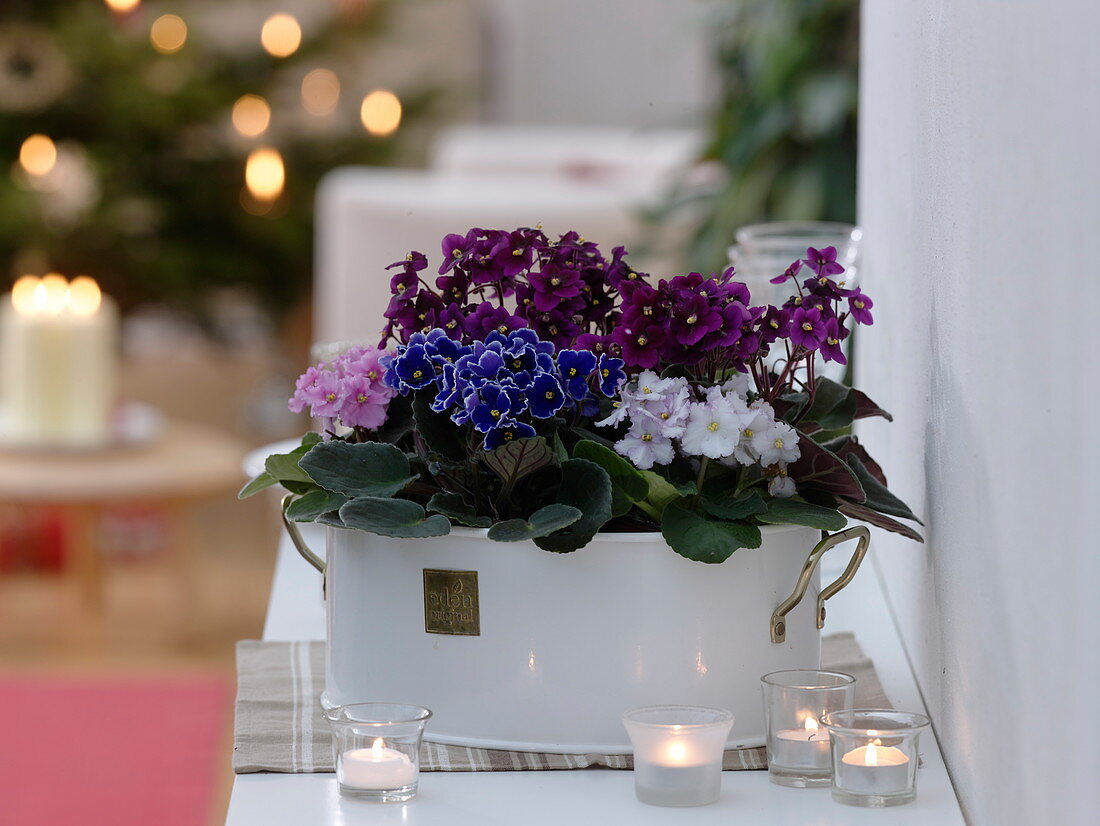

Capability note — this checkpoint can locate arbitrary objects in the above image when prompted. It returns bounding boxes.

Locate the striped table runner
[233,632,889,774]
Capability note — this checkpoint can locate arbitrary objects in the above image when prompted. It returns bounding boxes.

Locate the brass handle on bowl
[770,525,870,644]
[281,494,327,575]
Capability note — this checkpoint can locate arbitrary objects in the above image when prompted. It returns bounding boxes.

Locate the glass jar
[324,702,432,802]
[820,709,931,807]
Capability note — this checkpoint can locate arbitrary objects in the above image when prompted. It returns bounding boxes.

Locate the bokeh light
[104,0,141,11]
[359,90,401,137]
[150,14,188,55]
[301,69,341,116]
[67,277,103,317]
[18,134,57,176]
[39,273,70,315]
[10,276,40,314]
[245,147,285,202]
[261,14,302,58]
[232,95,271,137]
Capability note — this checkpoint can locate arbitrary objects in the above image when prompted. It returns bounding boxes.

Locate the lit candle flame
[360,90,402,136]
[10,275,103,317]
[866,741,879,766]
[19,135,57,177]
[245,147,285,201]
[261,14,302,58]
[40,274,69,316]
[371,737,385,758]
[804,716,819,733]
[667,741,687,763]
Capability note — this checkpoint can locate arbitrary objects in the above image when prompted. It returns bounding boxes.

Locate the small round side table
[0,419,247,612]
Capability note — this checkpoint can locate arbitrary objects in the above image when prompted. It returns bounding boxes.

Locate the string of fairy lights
[16,0,403,217]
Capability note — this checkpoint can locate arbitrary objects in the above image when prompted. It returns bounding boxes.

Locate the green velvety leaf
[776,391,809,424]
[822,436,888,485]
[757,497,848,531]
[339,497,452,538]
[534,459,613,553]
[238,470,277,499]
[802,378,857,432]
[839,502,924,542]
[699,488,767,521]
[482,437,555,490]
[412,391,467,461]
[789,435,866,502]
[660,502,762,564]
[427,492,491,528]
[845,455,923,525]
[851,389,893,423]
[286,489,349,522]
[299,441,417,498]
[315,510,346,528]
[488,504,583,542]
[572,439,649,517]
[264,451,314,485]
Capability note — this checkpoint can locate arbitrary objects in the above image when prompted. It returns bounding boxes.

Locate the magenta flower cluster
[380,230,872,382]
[380,227,636,352]
[288,345,396,430]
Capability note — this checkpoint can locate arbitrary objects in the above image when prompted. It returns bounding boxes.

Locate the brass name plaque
[423,569,480,636]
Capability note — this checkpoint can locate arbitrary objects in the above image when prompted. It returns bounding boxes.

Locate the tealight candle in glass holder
[820,709,930,807]
[761,669,856,787]
[324,703,432,802]
[621,705,734,807]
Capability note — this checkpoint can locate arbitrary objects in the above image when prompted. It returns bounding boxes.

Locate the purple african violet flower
[611,321,666,369]
[847,290,874,325]
[308,369,346,418]
[463,302,525,340]
[337,374,390,429]
[530,264,583,312]
[669,293,723,347]
[288,365,323,414]
[770,259,803,285]
[789,306,826,349]
[803,246,844,278]
[757,306,791,345]
[820,317,848,364]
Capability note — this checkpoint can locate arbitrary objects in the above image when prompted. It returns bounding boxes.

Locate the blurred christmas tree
[0,0,433,318]
[682,0,859,272]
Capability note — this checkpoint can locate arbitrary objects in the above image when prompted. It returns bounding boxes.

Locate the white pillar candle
[339,738,416,791]
[837,741,911,794]
[0,275,118,448]
[772,716,830,769]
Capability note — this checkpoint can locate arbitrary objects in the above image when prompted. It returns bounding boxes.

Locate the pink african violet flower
[288,345,396,430]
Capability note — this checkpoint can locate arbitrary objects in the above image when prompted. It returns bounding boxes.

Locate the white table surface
[226,524,964,825]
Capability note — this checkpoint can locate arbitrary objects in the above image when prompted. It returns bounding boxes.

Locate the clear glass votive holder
[761,669,856,788]
[621,705,734,807]
[323,703,432,802]
[820,709,931,807]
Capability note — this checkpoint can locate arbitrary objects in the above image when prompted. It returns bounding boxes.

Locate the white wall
[859,2,1100,824]
[480,0,714,127]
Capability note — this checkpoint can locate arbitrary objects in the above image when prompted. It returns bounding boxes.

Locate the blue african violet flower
[484,419,537,449]
[557,349,598,400]
[528,372,566,418]
[596,354,626,397]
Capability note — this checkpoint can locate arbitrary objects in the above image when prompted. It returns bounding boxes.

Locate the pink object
[0,674,229,826]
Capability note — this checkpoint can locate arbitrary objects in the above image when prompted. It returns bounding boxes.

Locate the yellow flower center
[802,322,813,331]
[819,277,827,284]
[548,325,559,335]
[498,325,509,333]
[637,335,648,346]
[568,368,577,377]
[504,432,514,441]
[627,272,638,280]
[793,297,803,305]
[396,283,406,292]
[641,433,653,442]
[744,428,754,438]
[642,386,651,394]
[854,300,865,309]
[550,277,561,286]
[512,249,522,256]
[412,370,423,379]
[643,306,653,315]
[686,314,698,324]
[828,337,839,345]
[545,391,555,400]
[451,249,462,258]
[769,320,778,329]
[707,421,719,432]
[774,438,784,449]
[326,393,337,402]
[368,371,378,379]
[514,359,523,368]
[357,394,368,403]
[660,412,670,420]
[446,320,457,328]
[491,409,501,418]
[601,368,609,377]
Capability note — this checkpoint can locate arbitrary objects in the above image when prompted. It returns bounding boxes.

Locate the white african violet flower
[768,467,797,497]
[721,372,751,399]
[636,382,691,438]
[752,420,801,466]
[596,399,631,428]
[728,405,775,466]
[680,390,748,459]
[615,418,675,469]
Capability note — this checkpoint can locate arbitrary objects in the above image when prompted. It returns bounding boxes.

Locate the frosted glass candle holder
[761,669,856,788]
[324,703,432,802]
[621,705,734,807]
[820,709,930,807]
